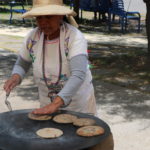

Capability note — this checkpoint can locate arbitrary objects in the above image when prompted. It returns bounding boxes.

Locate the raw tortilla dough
[36,128,63,138]
[28,113,52,121]
[73,118,95,126]
[53,114,78,123]
[76,125,105,137]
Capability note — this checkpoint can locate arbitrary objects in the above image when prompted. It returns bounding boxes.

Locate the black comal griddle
[0,109,111,150]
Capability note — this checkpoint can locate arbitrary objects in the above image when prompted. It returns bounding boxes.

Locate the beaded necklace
[42,36,62,101]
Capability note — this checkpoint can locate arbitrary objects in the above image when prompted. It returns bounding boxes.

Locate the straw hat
[22,0,78,27]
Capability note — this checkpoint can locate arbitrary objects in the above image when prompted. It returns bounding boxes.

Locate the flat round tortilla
[36,128,63,138]
[76,125,105,137]
[73,118,95,127]
[28,113,52,121]
[53,114,78,123]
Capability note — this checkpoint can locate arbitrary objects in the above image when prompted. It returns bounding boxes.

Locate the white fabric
[19,22,97,115]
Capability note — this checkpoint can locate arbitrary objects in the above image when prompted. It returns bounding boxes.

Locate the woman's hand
[3,74,21,94]
[32,96,64,115]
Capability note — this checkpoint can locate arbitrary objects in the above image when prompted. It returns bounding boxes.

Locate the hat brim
[22,5,76,18]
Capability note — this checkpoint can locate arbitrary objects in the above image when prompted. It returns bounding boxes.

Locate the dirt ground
[0,24,150,150]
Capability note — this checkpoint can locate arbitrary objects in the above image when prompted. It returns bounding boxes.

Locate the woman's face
[36,15,63,38]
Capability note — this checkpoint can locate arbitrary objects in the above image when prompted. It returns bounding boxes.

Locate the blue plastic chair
[69,0,74,9]
[9,0,27,24]
[69,0,111,21]
[80,0,107,20]
[108,0,141,33]
[69,0,99,20]
[98,0,111,21]
[79,0,93,19]
[99,0,111,14]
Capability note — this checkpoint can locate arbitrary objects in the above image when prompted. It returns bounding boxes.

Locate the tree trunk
[73,0,80,20]
[144,1,150,55]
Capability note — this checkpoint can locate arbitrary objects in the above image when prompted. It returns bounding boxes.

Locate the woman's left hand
[32,96,64,115]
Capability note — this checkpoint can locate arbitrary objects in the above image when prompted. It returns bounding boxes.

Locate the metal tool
[5,92,12,111]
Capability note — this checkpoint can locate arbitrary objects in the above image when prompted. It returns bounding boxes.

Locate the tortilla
[53,114,78,123]
[28,113,52,121]
[36,128,63,138]
[76,125,105,137]
[73,118,95,127]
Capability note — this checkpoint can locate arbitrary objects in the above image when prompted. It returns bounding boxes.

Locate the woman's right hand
[3,74,21,94]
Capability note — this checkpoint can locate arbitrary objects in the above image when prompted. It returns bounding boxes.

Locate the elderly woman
[4,0,114,150]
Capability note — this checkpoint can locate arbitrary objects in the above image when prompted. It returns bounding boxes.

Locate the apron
[20,23,97,115]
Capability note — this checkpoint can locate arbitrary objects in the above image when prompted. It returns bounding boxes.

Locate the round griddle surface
[0,109,110,150]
